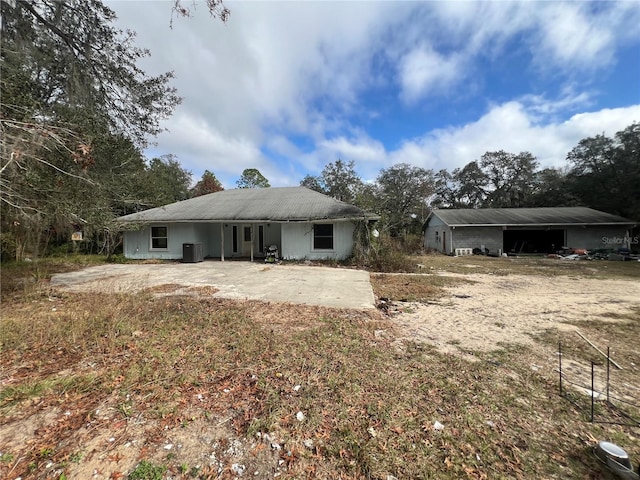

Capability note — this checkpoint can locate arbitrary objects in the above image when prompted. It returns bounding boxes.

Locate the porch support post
[250,224,254,262]
[220,223,225,261]
[449,227,454,254]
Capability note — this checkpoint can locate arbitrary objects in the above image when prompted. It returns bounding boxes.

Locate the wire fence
[558,341,640,428]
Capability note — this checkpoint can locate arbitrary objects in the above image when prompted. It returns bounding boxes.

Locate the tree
[435,163,488,208]
[236,168,270,188]
[567,123,640,219]
[191,170,224,197]
[376,163,435,236]
[479,151,539,207]
[145,155,192,206]
[299,159,365,204]
[320,159,363,203]
[0,0,182,260]
[2,0,181,148]
[300,174,325,194]
[172,0,230,24]
[529,167,576,207]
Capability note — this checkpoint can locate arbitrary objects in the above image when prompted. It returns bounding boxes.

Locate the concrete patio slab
[50,261,375,309]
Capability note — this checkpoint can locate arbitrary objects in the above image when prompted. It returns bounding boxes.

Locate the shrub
[352,232,418,273]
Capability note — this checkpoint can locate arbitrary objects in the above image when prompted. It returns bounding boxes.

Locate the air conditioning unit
[182,243,204,263]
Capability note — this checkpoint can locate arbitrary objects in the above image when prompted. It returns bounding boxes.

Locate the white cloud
[106,1,639,188]
[154,112,271,187]
[393,103,640,172]
[318,136,386,165]
[532,3,614,71]
[519,88,594,118]
[281,103,640,186]
[398,45,464,103]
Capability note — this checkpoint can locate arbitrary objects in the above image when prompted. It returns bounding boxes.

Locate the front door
[242,225,252,256]
[232,224,266,258]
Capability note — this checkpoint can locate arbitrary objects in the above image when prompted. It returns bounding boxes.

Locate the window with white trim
[150,226,168,249]
[313,224,333,250]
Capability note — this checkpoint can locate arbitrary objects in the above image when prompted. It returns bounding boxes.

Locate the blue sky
[108,1,640,188]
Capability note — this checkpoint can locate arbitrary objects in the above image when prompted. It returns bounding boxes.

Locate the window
[151,226,168,249]
[313,224,333,250]
[244,226,252,242]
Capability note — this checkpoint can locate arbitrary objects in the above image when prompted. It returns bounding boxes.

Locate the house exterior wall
[123,223,205,260]
[421,222,634,256]
[566,226,632,250]
[216,223,282,258]
[122,222,354,260]
[426,215,495,255]
[281,221,356,260]
[451,227,503,254]
[424,215,450,253]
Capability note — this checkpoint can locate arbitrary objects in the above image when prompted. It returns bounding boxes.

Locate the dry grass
[412,252,640,279]
[370,273,471,302]
[1,256,639,479]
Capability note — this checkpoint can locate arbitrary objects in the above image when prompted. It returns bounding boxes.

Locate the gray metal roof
[429,207,636,227]
[118,187,378,223]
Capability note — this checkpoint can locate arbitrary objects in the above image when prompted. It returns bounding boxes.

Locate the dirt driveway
[50,261,376,309]
[392,272,640,355]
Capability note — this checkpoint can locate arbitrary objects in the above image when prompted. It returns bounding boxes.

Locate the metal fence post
[591,361,595,423]
[559,341,563,396]
[606,346,611,405]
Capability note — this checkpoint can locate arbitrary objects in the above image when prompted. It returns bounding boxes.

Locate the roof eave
[446,222,636,227]
[118,215,380,224]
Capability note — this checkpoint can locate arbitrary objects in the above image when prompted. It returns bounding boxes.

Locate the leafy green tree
[0,0,181,260]
[191,170,224,197]
[299,159,365,204]
[236,168,270,188]
[452,161,489,208]
[300,174,325,193]
[320,159,363,203]
[2,0,180,147]
[376,163,435,236]
[479,151,539,207]
[437,152,539,208]
[435,163,488,208]
[353,182,380,213]
[567,123,640,219]
[434,169,457,208]
[529,167,577,207]
[145,155,192,205]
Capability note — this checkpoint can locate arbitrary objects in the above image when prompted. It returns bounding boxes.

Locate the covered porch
[123,222,282,261]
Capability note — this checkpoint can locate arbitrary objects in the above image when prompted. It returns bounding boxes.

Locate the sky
[108,1,640,189]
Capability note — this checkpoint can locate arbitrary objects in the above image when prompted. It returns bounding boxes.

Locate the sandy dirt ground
[390,273,640,356]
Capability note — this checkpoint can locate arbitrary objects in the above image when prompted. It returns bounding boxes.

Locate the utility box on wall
[182,243,204,263]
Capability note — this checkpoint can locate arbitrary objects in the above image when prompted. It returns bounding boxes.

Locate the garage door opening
[503,229,564,254]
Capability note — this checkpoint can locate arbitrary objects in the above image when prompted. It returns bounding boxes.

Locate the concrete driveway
[50,261,376,309]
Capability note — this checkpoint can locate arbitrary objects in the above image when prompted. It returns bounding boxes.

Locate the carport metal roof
[428,207,636,227]
[118,186,379,223]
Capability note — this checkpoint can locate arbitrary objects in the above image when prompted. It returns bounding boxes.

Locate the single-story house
[118,187,378,261]
[424,207,637,255]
